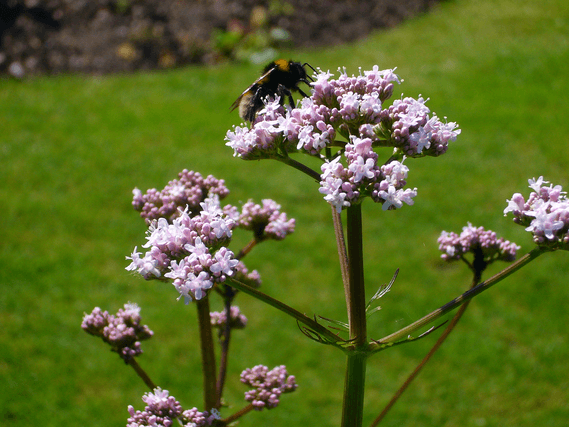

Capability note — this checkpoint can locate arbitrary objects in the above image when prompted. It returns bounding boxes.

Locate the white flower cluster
[505,176,569,250]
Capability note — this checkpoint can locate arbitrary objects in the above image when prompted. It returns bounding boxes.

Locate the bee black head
[269,60,315,85]
[288,61,308,80]
[290,61,316,83]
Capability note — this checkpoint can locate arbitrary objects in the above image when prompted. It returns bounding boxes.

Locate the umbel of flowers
[82,303,153,363]
[210,305,248,330]
[127,388,221,427]
[240,365,298,410]
[438,223,520,264]
[126,171,293,303]
[504,176,569,250]
[225,65,461,213]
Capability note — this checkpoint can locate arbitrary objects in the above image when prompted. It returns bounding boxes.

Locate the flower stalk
[215,295,233,406]
[128,358,158,391]
[278,155,321,181]
[332,205,350,297]
[226,277,344,345]
[345,204,367,345]
[374,247,545,348]
[196,297,218,411]
[220,403,255,425]
[370,259,484,426]
[340,204,368,427]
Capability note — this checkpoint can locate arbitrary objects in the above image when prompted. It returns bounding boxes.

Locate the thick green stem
[346,204,367,344]
[342,352,368,427]
[196,297,218,411]
[341,204,368,427]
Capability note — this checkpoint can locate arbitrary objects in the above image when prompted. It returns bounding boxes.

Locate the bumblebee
[231,59,316,122]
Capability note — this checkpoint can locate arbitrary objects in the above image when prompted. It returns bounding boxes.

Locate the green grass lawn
[2,0,569,426]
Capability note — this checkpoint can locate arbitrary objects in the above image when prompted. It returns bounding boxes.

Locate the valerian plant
[82,64,568,427]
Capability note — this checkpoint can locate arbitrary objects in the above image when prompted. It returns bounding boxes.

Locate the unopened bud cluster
[240,365,297,410]
[132,170,229,224]
[210,305,248,329]
[504,176,569,250]
[438,223,520,263]
[82,303,153,362]
[234,199,295,240]
[233,260,262,288]
[127,388,220,427]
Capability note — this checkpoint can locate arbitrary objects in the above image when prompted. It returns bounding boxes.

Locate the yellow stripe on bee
[275,59,290,71]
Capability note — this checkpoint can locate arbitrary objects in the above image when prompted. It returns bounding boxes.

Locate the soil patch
[1,0,441,77]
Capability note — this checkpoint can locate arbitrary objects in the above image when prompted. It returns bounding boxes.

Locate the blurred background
[1,0,437,76]
[1,0,568,426]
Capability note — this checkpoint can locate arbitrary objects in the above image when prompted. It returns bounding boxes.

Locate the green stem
[128,358,158,390]
[196,297,218,411]
[277,156,321,181]
[341,204,368,427]
[342,352,368,427]
[215,294,234,406]
[220,403,255,425]
[332,206,350,296]
[346,204,367,344]
[226,277,344,344]
[372,247,544,349]
[370,270,482,426]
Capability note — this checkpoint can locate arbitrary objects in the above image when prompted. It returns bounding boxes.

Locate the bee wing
[230,93,247,112]
[230,63,279,111]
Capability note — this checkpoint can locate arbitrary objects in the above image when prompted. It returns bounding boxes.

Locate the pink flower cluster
[127,169,297,301]
[438,223,520,263]
[82,303,153,362]
[504,177,569,250]
[225,65,459,213]
[234,199,296,240]
[132,169,229,224]
[126,196,239,302]
[210,305,248,329]
[127,388,220,427]
[233,260,262,288]
[374,96,459,157]
[180,407,220,427]
[319,137,417,212]
[240,365,297,410]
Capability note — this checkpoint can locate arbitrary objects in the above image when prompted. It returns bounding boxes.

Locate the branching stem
[373,247,544,348]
